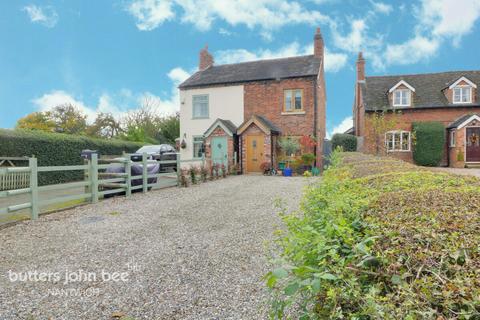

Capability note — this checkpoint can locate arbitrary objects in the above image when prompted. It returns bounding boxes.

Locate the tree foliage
[331,133,357,151]
[412,121,446,166]
[366,109,401,155]
[16,112,55,132]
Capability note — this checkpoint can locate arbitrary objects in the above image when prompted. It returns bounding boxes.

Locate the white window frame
[393,89,411,107]
[452,86,472,104]
[385,131,411,152]
[192,95,209,119]
[450,130,456,147]
[192,136,205,158]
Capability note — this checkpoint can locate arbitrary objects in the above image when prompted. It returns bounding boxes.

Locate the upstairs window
[385,131,411,152]
[192,95,209,118]
[393,89,411,107]
[284,89,303,112]
[453,86,472,104]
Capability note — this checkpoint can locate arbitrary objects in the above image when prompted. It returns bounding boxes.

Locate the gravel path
[0,175,309,319]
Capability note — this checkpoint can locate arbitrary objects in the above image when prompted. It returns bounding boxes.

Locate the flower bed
[267,151,480,319]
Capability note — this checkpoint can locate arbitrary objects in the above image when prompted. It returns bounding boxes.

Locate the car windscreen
[136,146,160,153]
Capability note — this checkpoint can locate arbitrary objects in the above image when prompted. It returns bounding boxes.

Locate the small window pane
[193,137,205,158]
[394,91,401,105]
[401,132,409,150]
[193,95,209,118]
[285,91,292,111]
[462,87,471,102]
[294,90,302,110]
[386,133,394,151]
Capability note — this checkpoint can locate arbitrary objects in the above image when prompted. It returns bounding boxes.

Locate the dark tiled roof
[204,118,237,136]
[255,115,281,134]
[362,70,480,111]
[179,55,321,89]
[447,114,480,129]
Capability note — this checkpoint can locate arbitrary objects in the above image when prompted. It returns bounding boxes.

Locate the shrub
[267,151,480,319]
[412,121,445,166]
[188,165,198,184]
[331,133,357,152]
[300,153,315,166]
[0,129,142,185]
[200,164,208,182]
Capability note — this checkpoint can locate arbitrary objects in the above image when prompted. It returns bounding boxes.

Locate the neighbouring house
[178,29,326,173]
[352,52,480,167]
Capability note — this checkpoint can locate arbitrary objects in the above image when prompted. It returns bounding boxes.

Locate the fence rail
[0,153,181,221]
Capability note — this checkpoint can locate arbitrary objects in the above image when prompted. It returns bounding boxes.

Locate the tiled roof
[362,70,480,111]
[447,114,480,129]
[179,55,321,89]
[204,118,237,136]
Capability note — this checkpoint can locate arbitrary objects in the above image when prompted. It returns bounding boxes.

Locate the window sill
[387,150,411,153]
[192,117,210,120]
[281,111,306,115]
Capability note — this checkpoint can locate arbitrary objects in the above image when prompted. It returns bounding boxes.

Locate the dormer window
[389,80,415,107]
[453,86,472,103]
[393,89,411,106]
[449,76,476,104]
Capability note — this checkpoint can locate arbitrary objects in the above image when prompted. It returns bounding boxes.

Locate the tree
[86,112,122,138]
[366,109,401,155]
[156,113,180,145]
[16,111,55,132]
[50,104,87,134]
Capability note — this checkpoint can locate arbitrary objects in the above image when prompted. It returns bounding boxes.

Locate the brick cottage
[352,52,480,167]
[178,29,326,173]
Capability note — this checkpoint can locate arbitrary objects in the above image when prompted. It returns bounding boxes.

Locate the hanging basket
[180,139,187,149]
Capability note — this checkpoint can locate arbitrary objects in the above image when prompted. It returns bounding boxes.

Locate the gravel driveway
[0,175,309,319]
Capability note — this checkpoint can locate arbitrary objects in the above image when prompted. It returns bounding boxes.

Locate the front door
[211,137,228,170]
[466,127,480,162]
[246,135,264,173]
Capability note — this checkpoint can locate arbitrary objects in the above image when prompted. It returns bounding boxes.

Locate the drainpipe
[313,77,318,165]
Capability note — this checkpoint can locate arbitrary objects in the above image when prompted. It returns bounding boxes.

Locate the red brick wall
[363,107,480,165]
[243,76,325,168]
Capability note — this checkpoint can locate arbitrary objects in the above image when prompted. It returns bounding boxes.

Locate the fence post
[176,153,181,187]
[90,153,99,203]
[29,157,39,220]
[142,152,148,193]
[125,159,132,197]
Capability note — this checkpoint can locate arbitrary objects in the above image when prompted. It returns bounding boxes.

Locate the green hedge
[0,129,142,185]
[331,133,357,152]
[267,152,480,318]
[413,121,445,166]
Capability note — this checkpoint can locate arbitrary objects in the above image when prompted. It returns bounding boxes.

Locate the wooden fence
[0,153,188,221]
[0,157,30,191]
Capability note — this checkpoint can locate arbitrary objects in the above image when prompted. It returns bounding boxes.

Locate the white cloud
[127,0,331,34]
[126,0,175,31]
[419,0,480,42]
[22,5,58,28]
[327,116,353,139]
[369,1,392,15]
[31,67,190,123]
[385,35,440,65]
[216,42,347,73]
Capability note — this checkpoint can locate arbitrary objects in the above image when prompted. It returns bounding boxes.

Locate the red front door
[466,127,480,162]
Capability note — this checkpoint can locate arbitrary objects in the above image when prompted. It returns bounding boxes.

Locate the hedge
[331,133,357,152]
[0,129,143,185]
[413,121,445,166]
[267,151,480,319]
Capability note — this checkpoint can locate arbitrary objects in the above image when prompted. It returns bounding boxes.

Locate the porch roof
[237,115,281,135]
[447,114,480,129]
[204,118,237,137]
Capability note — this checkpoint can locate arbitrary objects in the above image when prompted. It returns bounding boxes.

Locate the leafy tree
[86,112,122,138]
[50,104,87,134]
[16,111,55,132]
[156,113,180,144]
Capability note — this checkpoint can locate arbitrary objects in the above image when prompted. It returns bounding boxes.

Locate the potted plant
[278,136,300,176]
[301,153,315,171]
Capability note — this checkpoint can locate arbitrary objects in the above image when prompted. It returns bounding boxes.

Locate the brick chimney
[356,51,365,81]
[199,44,214,70]
[314,27,324,59]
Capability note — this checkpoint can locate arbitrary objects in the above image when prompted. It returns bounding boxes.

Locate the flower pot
[283,167,293,177]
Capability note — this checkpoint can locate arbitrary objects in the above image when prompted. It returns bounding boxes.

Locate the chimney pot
[314,27,324,59]
[199,44,214,70]
[356,51,366,81]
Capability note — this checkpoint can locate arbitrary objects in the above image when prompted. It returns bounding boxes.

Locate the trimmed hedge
[331,133,357,152]
[267,152,480,318]
[0,129,142,185]
[413,121,445,166]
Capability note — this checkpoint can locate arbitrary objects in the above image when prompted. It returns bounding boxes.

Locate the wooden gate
[0,157,30,191]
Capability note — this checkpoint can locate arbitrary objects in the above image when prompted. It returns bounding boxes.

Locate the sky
[1,0,480,137]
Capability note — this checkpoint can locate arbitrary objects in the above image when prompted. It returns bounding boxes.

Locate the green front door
[211,137,228,170]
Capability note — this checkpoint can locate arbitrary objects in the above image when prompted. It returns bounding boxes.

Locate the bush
[0,129,142,185]
[331,133,357,152]
[413,121,445,166]
[267,151,480,319]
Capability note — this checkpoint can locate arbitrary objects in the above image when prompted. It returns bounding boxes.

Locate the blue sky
[1,0,480,136]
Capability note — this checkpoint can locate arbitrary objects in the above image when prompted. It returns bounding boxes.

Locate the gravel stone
[0,175,309,319]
